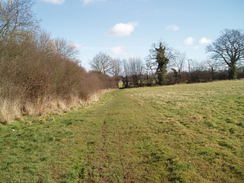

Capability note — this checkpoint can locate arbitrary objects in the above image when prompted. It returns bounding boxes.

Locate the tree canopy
[207,29,244,79]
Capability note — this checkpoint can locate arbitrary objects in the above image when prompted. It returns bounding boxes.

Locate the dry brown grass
[0,90,110,123]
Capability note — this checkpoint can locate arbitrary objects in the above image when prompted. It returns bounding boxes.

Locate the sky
[33,0,244,69]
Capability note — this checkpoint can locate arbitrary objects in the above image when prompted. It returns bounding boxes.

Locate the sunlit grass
[0,80,243,183]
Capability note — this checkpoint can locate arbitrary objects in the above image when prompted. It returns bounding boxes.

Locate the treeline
[121,65,244,88]
[0,0,115,123]
[121,57,244,87]
[90,30,244,88]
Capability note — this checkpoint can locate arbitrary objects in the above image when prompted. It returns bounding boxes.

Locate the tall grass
[0,32,115,123]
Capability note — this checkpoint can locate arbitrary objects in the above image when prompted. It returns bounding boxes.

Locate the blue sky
[34,0,244,69]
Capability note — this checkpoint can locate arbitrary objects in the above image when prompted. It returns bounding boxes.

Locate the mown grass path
[0,80,244,183]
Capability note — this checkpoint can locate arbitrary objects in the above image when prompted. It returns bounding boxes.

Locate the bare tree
[0,0,36,40]
[53,38,78,59]
[109,58,122,77]
[123,57,144,87]
[127,57,144,76]
[170,51,186,83]
[207,29,244,79]
[204,59,220,80]
[145,56,157,85]
[123,59,130,87]
[36,31,54,57]
[187,59,200,82]
[90,52,112,75]
[145,56,157,74]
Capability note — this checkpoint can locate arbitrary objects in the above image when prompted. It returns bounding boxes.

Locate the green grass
[0,80,244,183]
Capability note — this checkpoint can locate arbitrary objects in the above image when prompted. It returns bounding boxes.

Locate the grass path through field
[0,80,243,183]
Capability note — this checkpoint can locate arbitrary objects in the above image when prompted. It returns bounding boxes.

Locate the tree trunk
[125,76,129,88]
[229,64,237,79]
[211,67,214,81]
[158,72,165,85]
[178,70,181,83]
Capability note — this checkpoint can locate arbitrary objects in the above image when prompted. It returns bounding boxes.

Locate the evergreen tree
[152,42,169,85]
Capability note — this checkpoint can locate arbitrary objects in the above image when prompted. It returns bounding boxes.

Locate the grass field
[0,80,243,183]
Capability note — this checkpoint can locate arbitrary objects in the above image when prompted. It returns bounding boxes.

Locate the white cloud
[166,25,180,32]
[184,37,194,46]
[110,46,127,55]
[41,0,65,4]
[199,37,212,45]
[110,22,138,37]
[183,37,212,47]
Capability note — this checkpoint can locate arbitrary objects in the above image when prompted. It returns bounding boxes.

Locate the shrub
[0,32,115,123]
